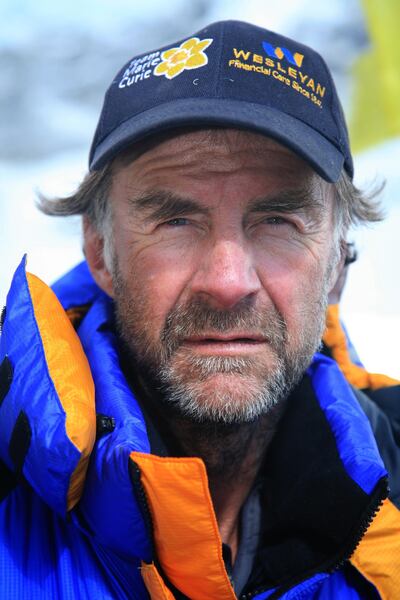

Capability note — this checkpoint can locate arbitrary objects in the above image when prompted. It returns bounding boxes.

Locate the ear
[83,216,114,298]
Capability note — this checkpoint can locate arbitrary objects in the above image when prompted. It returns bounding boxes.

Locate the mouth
[182,334,267,355]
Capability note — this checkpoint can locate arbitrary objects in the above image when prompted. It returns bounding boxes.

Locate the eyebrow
[248,187,326,216]
[128,190,209,223]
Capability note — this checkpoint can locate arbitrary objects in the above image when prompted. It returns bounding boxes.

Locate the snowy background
[1,0,399,378]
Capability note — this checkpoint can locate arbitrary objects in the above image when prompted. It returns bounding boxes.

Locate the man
[0,20,399,600]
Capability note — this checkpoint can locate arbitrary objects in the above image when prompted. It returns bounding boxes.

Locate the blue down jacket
[0,257,399,599]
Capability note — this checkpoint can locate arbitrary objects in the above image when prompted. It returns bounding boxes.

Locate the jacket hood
[0,257,389,581]
[0,256,96,515]
[0,257,152,561]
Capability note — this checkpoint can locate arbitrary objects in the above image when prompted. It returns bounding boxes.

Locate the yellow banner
[349,0,400,151]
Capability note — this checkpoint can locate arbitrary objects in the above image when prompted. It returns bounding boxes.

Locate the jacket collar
[0,259,389,593]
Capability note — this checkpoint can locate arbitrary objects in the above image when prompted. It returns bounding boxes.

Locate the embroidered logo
[153,37,213,80]
[262,41,304,68]
[227,44,325,108]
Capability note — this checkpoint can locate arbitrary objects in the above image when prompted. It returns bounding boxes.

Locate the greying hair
[38,161,114,236]
[38,160,115,270]
[38,142,384,268]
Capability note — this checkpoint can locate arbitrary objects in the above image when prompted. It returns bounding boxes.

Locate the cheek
[256,250,328,330]
[117,241,197,336]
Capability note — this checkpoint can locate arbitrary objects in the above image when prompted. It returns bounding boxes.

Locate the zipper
[240,476,388,600]
[129,459,157,560]
[327,477,388,574]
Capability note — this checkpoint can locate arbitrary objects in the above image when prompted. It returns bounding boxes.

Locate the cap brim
[89,98,344,182]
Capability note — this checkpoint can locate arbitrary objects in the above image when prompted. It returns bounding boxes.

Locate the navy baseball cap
[89,20,353,182]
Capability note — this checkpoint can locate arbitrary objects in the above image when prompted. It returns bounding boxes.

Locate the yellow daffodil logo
[154,37,213,80]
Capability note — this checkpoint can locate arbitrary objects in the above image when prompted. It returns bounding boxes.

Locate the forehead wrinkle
[129,130,298,178]
[155,148,258,177]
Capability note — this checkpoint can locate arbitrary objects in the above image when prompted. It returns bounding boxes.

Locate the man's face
[95,130,339,423]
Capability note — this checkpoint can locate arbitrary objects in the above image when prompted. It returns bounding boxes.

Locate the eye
[163,217,189,227]
[254,214,301,235]
[264,216,291,226]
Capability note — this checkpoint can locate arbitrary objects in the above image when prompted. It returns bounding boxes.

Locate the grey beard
[158,354,292,424]
[114,275,328,424]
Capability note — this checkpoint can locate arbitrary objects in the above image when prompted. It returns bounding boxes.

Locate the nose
[190,238,262,309]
